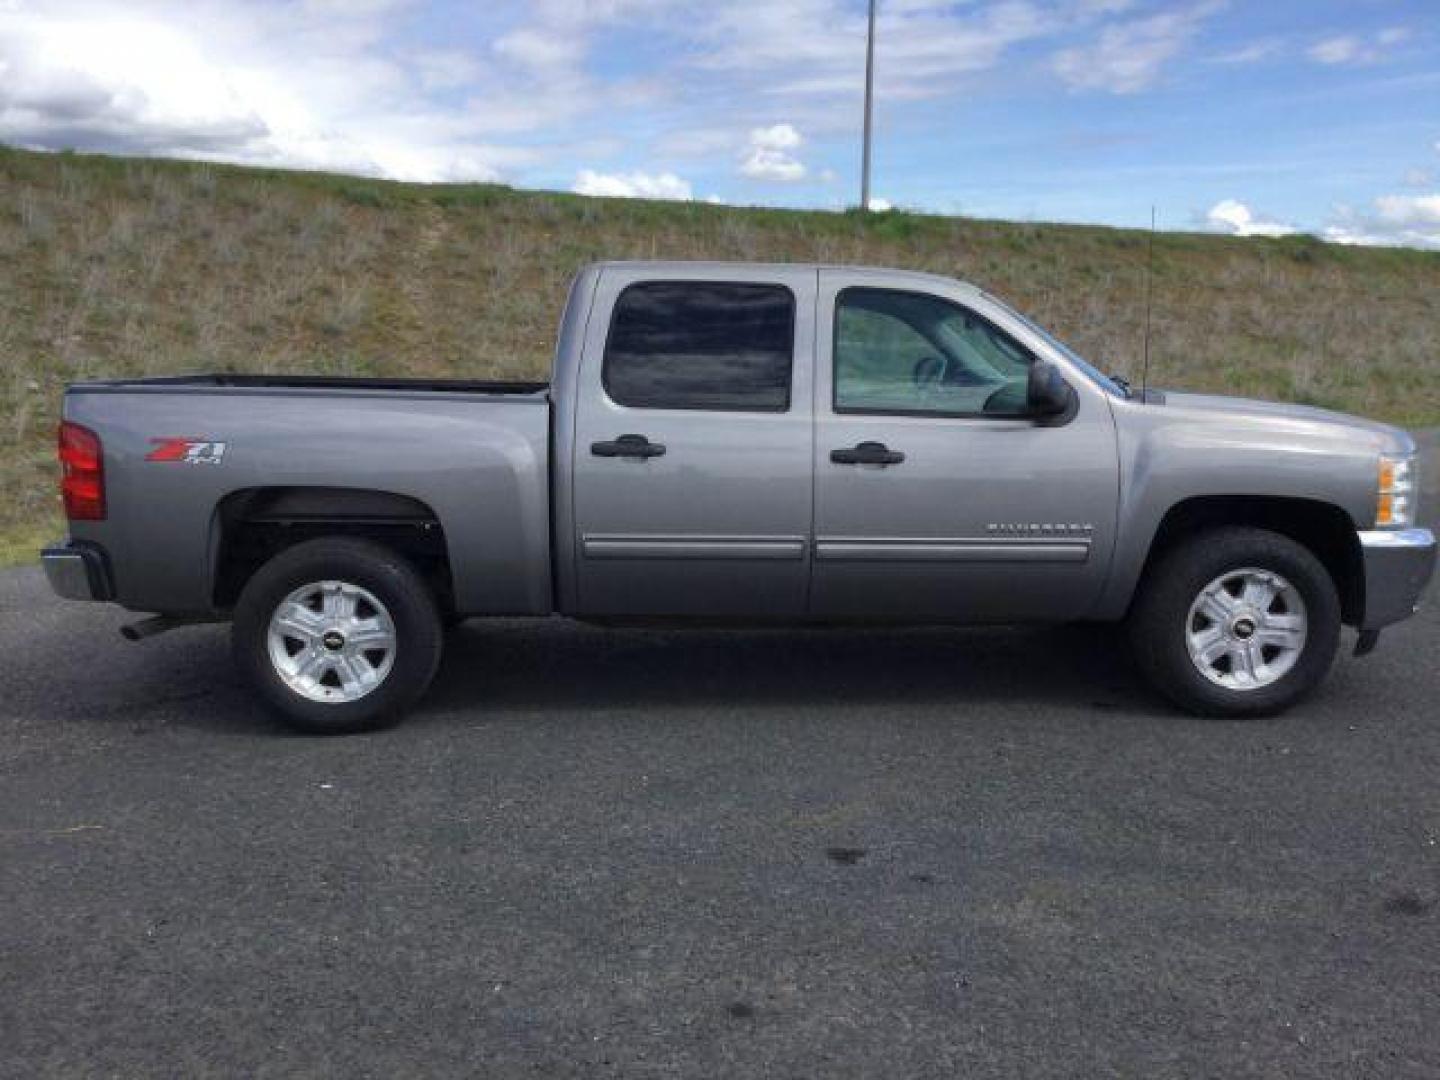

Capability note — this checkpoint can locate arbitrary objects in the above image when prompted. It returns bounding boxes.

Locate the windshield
[986,296,1128,398]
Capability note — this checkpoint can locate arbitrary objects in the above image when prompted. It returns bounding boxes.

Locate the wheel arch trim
[1107,493,1365,625]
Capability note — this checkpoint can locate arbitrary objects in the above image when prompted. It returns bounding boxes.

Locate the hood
[1156,390,1415,456]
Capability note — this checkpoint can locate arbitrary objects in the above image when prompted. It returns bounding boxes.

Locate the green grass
[3,143,1440,567]
[0,517,58,569]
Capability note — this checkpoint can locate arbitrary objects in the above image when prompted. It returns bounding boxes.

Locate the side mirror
[1027,361,1075,419]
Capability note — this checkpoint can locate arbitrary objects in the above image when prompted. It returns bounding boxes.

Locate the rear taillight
[59,421,106,521]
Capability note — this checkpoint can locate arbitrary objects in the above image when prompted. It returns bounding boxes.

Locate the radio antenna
[1140,205,1156,401]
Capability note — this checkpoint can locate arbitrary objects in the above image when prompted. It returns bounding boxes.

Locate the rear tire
[1128,526,1341,717]
[232,538,444,734]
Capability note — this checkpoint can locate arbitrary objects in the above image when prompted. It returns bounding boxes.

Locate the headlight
[1376,453,1417,528]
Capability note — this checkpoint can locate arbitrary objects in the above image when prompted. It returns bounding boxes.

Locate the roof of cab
[584,260,983,298]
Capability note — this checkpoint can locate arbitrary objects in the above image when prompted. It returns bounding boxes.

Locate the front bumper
[41,541,114,602]
[1358,528,1437,631]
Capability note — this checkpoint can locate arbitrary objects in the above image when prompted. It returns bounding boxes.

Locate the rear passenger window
[604,281,795,411]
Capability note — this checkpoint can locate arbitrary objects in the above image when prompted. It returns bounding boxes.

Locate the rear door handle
[830,441,905,466]
[591,433,666,459]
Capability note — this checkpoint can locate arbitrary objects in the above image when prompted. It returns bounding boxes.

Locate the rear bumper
[41,541,115,602]
[1358,528,1437,631]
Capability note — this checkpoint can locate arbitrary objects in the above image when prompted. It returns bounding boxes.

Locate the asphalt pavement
[2,434,1438,1078]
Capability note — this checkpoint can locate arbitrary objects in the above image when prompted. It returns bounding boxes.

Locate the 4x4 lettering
[146,438,228,464]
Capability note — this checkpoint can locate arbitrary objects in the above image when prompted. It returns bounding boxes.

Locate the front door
[809,270,1119,621]
[572,266,817,617]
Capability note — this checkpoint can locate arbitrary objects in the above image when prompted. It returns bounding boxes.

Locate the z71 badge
[146,438,228,465]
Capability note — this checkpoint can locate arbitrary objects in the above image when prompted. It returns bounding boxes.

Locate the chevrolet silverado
[42,262,1437,732]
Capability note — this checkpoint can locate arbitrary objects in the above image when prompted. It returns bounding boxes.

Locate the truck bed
[72,373,550,396]
[62,374,554,617]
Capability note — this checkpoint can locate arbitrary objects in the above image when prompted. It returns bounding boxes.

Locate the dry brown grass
[3,145,1439,565]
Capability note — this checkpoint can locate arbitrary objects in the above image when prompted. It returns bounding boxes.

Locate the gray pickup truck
[44,261,1435,732]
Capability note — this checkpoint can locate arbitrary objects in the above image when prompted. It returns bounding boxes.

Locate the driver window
[834,288,1034,416]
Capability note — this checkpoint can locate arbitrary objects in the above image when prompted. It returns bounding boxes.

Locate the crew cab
[43,262,1436,732]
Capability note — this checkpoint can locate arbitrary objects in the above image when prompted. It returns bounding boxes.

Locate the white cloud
[1375,193,1440,226]
[0,0,558,181]
[696,0,1074,102]
[493,28,583,73]
[302,0,410,14]
[740,123,806,182]
[410,50,483,92]
[1308,28,1410,66]
[1210,39,1283,65]
[1053,3,1221,94]
[0,0,693,183]
[1323,193,1440,250]
[572,168,693,200]
[750,123,801,151]
[1206,199,1297,238]
[1308,36,1361,65]
[0,12,269,153]
[867,196,893,212]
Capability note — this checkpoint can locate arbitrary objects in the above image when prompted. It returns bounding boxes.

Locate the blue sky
[2,0,1437,246]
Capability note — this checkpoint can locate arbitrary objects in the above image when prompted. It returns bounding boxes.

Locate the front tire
[1128,526,1341,717]
[232,538,444,734]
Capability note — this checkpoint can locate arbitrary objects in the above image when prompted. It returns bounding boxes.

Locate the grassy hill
[4,144,1440,566]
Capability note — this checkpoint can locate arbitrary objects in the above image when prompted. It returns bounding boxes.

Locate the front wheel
[1128,526,1341,717]
[232,538,444,734]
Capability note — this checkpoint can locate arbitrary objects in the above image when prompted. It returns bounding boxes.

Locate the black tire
[232,538,444,734]
[1128,526,1341,718]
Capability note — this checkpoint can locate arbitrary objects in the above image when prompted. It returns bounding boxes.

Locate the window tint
[604,282,795,411]
[834,288,1034,416]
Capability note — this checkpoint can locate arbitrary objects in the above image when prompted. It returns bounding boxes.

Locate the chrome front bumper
[1358,528,1437,632]
[41,541,114,602]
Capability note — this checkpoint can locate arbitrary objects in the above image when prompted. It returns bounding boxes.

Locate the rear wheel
[1128,527,1341,717]
[232,538,444,734]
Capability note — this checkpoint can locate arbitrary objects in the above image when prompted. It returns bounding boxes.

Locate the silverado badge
[986,522,1094,537]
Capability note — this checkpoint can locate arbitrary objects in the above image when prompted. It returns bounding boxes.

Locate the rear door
[571,266,817,616]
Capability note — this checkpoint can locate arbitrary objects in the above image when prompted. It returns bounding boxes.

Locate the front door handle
[591,433,666,459]
[830,441,905,466]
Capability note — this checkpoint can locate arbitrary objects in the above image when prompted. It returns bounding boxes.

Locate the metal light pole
[860,0,876,212]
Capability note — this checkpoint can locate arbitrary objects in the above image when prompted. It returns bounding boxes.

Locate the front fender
[1096,401,1382,619]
